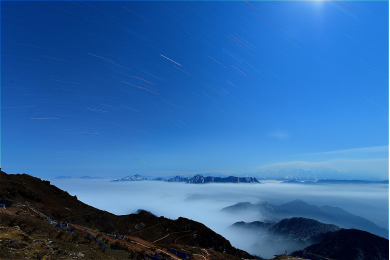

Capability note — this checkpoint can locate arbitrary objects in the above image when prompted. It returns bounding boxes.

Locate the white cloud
[49,179,389,258]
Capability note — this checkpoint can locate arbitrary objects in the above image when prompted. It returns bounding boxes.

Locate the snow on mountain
[110,174,147,182]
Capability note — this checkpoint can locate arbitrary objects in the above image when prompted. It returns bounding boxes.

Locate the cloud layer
[49,179,389,257]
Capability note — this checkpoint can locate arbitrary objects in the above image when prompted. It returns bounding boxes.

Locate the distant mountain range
[165,175,191,182]
[111,174,259,183]
[152,177,167,181]
[156,174,260,184]
[155,169,389,182]
[110,174,147,182]
[222,199,389,239]
[57,172,389,183]
[189,175,259,184]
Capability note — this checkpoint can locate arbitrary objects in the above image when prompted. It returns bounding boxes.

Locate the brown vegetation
[0,170,257,259]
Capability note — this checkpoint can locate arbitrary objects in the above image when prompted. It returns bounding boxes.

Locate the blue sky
[1,1,388,179]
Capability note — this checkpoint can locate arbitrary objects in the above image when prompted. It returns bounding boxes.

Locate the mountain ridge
[0,170,253,260]
[222,199,389,239]
[292,228,389,260]
[162,174,260,184]
[110,174,147,182]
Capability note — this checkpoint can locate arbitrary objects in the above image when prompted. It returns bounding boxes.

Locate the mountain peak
[110,174,147,182]
[284,199,308,206]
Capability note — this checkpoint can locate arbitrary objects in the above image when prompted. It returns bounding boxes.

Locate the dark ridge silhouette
[292,228,389,260]
[222,199,389,238]
[165,174,260,183]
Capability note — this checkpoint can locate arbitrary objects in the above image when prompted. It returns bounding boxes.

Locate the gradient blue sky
[2,1,388,179]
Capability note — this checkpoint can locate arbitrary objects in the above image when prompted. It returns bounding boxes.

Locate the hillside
[222,201,288,221]
[231,217,341,258]
[0,170,254,260]
[222,200,389,239]
[267,218,340,242]
[231,217,389,259]
[292,228,389,260]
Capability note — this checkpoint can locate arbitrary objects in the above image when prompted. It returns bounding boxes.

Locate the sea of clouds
[50,179,388,257]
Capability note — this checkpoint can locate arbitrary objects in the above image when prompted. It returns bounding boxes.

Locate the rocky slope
[0,170,253,260]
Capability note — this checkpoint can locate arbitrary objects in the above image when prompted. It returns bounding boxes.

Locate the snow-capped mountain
[110,174,147,182]
[164,174,260,184]
[165,176,192,182]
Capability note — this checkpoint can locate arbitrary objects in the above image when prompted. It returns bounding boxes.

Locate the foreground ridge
[0,170,257,259]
